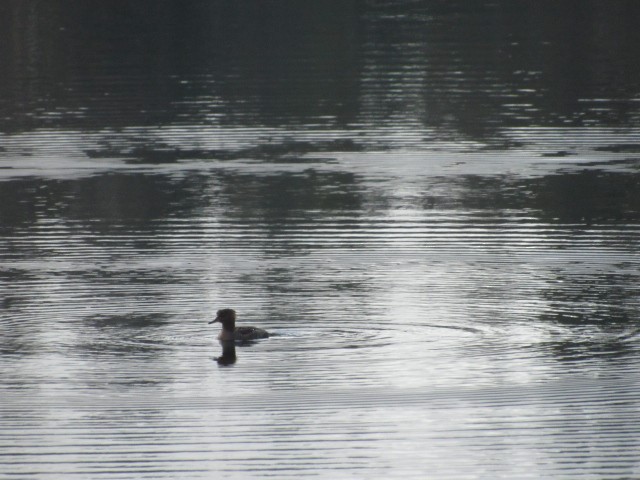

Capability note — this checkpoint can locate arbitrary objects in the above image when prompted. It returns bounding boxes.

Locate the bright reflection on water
[2,1,640,478]
[2,152,640,478]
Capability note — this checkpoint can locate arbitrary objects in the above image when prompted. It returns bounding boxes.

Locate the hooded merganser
[208,308,269,341]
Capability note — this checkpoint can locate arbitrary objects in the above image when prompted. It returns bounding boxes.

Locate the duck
[208,308,269,342]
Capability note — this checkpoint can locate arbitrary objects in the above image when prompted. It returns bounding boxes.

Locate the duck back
[235,326,269,341]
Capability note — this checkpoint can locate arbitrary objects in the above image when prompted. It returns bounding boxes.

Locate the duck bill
[208,317,220,324]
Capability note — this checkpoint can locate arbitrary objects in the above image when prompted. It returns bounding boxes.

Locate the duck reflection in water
[214,340,237,366]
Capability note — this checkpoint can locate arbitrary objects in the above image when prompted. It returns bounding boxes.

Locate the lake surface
[1,1,640,478]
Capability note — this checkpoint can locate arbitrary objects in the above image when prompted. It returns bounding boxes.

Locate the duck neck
[221,320,235,332]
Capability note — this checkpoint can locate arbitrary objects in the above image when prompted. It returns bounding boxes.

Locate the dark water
[2,1,640,478]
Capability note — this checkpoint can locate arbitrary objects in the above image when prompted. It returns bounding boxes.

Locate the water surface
[1,1,640,478]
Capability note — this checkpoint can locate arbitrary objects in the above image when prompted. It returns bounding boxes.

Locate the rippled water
[2,1,640,478]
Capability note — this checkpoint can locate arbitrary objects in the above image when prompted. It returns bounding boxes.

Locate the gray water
[2,2,640,478]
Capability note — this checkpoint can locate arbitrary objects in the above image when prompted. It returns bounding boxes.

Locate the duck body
[219,326,270,342]
[209,308,269,342]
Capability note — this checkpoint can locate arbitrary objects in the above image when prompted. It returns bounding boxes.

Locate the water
[2,1,640,478]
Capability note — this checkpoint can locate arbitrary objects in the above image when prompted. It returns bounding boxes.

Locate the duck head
[209,308,236,330]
